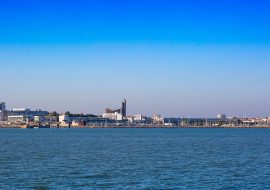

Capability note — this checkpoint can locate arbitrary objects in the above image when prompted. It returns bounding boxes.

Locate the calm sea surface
[0,128,270,190]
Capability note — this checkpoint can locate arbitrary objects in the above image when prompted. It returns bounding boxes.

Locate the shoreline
[1,124,270,129]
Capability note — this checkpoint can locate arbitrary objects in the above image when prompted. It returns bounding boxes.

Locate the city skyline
[1,0,270,117]
[1,97,269,118]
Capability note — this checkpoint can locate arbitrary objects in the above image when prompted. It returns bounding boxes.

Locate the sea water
[0,128,270,189]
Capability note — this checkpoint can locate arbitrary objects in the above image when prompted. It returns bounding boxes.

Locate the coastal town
[0,100,270,128]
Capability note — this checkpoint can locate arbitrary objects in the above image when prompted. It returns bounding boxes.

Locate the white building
[59,114,70,123]
[152,114,164,124]
[8,115,26,122]
[134,114,146,121]
[103,112,123,121]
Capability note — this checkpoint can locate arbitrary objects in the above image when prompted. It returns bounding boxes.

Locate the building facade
[103,112,123,121]
[104,99,127,120]
[8,115,26,122]
[9,108,48,117]
[121,99,127,117]
[59,114,70,123]
[0,102,6,121]
[152,114,164,124]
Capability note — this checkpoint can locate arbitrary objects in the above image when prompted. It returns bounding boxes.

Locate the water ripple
[0,128,270,189]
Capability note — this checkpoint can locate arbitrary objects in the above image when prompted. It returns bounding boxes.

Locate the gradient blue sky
[0,0,270,117]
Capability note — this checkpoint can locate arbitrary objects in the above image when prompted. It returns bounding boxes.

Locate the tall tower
[0,102,6,121]
[121,99,127,117]
[0,102,6,111]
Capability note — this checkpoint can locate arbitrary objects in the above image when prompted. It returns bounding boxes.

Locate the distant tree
[65,111,71,116]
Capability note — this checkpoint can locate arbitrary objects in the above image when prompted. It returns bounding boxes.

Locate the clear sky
[0,0,270,117]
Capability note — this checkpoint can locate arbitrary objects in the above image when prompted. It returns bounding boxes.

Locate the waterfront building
[59,113,98,126]
[58,114,70,127]
[152,114,164,124]
[134,114,145,121]
[105,99,127,119]
[6,108,48,123]
[34,116,45,122]
[8,108,49,118]
[267,117,270,126]
[103,112,123,121]
[121,99,127,117]
[241,117,266,126]
[0,102,6,121]
[162,117,231,127]
[45,112,59,122]
[126,116,134,123]
[262,118,269,126]
[59,114,70,123]
[8,115,26,122]
[227,116,240,126]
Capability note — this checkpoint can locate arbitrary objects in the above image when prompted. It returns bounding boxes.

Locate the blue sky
[0,0,270,117]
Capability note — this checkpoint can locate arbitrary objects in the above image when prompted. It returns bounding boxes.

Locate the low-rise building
[59,114,70,123]
[241,117,266,126]
[103,112,123,121]
[126,116,134,123]
[34,116,45,122]
[152,114,164,124]
[134,114,146,121]
[227,116,240,126]
[45,113,59,122]
[9,108,49,117]
[8,115,26,122]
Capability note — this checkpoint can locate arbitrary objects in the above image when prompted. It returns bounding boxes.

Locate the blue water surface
[0,128,270,189]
